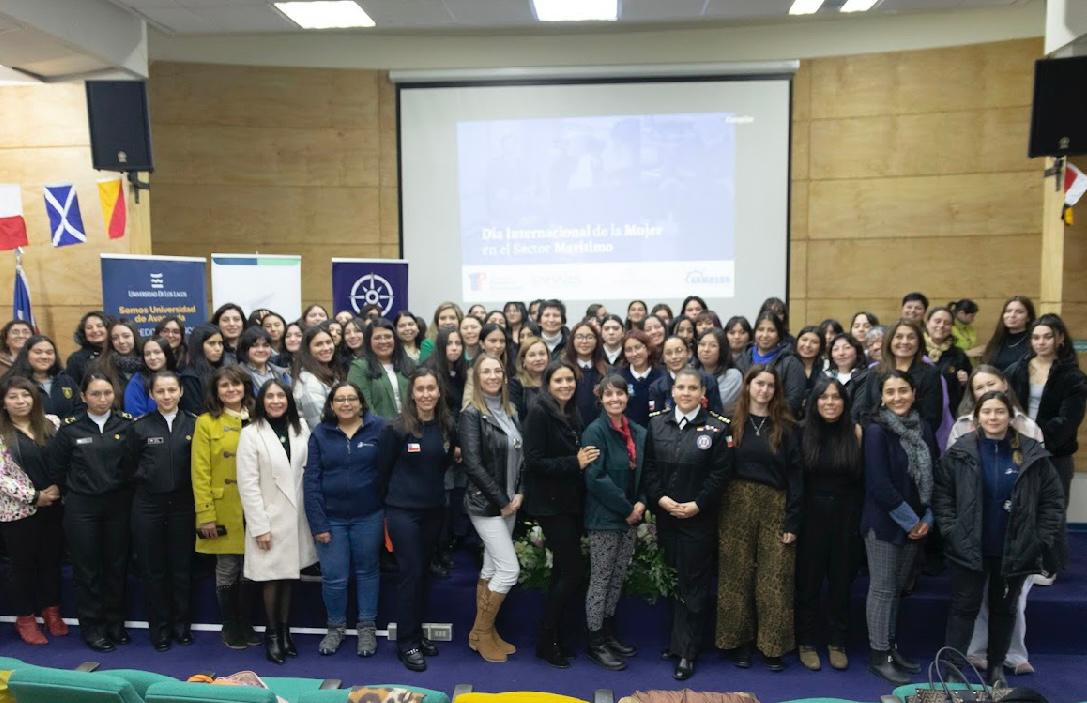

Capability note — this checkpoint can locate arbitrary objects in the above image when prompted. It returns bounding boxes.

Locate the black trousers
[64,490,132,638]
[537,513,586,639]
[1052,455,1073,510]
[0,505,64,615]
[131,487,195,634]
[795,492,859,647]
[945,557,1026,669]
[386,506,444,652]
[659,512,716,660]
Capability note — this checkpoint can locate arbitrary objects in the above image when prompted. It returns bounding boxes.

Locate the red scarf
[608,414,637,470]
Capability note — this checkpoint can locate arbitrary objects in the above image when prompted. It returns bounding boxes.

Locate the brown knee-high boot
[469,588,508,662]
[478,579,515,655]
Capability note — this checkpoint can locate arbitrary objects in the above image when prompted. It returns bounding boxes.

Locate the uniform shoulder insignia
[709,411,730,424]
[119,412,134,420]
[63,416,77,425]
[648,410,664,418]
[183,410,198,419]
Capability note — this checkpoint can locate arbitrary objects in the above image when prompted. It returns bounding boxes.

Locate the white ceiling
[107,0,1028,35]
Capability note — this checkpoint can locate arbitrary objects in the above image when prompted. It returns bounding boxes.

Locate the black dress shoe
[661,649,677,661]
[151,626,172,652]
[535,639,570,669]
[890,644,921,674]
[85,636,115,652]
[173,624,193,645]
[153,636,172,652]
[673,657,696,680]
[764,654,786,672]
[731,643,753,669]
[420,638,439,657]
[398,647,427,672]
[280,625,297,657]
[107,625,131,645]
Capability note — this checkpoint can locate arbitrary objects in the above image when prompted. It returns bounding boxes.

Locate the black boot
[986,663,1007,689]
[280,623,297,657]
[602,617,637,657]
[265,625,286,664]
[587,629,626,671]
[535,631,570,669]
[869,648,910,685]
[890,642,921,673]
[216,585,247,649]
[236,581,261,646]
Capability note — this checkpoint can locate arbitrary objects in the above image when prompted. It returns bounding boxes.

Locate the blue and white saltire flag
[12,248,35,330]
[43,184,87,247]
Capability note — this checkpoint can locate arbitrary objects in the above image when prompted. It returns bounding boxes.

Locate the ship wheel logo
[349,274,395,315]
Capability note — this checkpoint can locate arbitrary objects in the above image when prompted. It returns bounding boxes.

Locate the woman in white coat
[236,379,317,664]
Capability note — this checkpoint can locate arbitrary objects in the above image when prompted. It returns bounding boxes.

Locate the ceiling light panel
[274,1,376,29]
[788,0,824,14]
[840,0,880,11]
[531,0,619,22]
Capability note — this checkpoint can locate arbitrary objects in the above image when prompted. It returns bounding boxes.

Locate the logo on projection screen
[350,274,395,316]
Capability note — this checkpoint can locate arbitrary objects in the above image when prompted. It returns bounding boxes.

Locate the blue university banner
[331,258,409,318]
[101,254,208,338]
[43,184,87,247]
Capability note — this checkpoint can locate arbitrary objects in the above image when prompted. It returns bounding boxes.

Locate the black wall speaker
[1028,55,1087,158]
[85,80,154,172]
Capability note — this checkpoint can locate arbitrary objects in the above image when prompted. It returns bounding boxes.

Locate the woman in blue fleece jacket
[303,381,386,658]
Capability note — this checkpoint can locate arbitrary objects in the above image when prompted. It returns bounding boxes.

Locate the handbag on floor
[905,646,1002,703]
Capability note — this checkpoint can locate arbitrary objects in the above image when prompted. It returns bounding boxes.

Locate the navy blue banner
[101,254,207,338]
[331,259,409,319]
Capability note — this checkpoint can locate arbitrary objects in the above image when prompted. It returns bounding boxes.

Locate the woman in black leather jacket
[523,359,600,668]
[458,354,523,664]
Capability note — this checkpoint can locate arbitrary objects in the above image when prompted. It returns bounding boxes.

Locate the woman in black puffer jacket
[934,390,1065,688]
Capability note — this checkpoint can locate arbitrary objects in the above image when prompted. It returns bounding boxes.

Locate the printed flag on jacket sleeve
[0,185,29,250]
[12,249,35,330]
[43,184,86,247]
[97,177,126,239]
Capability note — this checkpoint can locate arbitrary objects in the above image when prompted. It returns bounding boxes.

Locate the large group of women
[0,291,1080,686]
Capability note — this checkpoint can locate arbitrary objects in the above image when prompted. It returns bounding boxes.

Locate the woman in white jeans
[457,355,524,663]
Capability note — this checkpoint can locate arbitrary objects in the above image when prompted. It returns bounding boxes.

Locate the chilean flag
[0,185,29,250]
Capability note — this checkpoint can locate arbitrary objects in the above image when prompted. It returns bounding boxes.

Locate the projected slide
[457,113,735,301]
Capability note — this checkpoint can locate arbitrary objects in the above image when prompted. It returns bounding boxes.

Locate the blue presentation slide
[456,113,736,300]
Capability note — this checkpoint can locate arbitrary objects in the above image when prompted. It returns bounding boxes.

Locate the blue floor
[1,533,1084,703]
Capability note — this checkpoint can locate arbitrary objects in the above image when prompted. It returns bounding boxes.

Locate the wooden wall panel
[809,39,1037,119]
[151,185,382,246]
[150,62,399,315]
[153,125,381,188]
[810,108,1035,180]
[808,173,1040,240]
[150,63,381,131]
[805,236,1040,299]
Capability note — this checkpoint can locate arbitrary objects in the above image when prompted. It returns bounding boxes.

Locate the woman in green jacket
[191,365,260,650]
[347,318,415,420]
[582,373,647,672]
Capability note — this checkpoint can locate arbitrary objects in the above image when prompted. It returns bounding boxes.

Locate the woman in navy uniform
[47,371,135,652]
[643,367,733,681]
[4,334,82,418]
[126,370,197,651]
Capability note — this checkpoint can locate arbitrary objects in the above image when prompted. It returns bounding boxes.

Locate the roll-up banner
[100,253,207,338]
[331,258,409,318]
[211,253,302,322]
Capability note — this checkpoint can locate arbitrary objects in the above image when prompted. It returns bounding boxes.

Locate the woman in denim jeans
[303,381,387,657]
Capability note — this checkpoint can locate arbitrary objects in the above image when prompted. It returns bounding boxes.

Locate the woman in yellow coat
[192,365,258,649]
